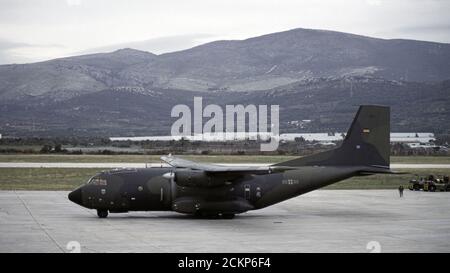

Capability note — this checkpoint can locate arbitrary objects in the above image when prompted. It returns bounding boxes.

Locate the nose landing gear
[97,209,108,218]
[221,213,235,219]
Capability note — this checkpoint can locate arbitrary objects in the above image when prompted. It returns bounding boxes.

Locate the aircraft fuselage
[68,105,392,219]
[69,166,360,217]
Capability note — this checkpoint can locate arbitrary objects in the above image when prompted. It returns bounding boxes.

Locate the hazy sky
[0,0,449,64]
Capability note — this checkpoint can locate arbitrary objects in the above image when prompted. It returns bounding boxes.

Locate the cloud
[1,0,450,63]
[395,23,450,34]
[365,0,382,6]
[66,0,82,7]
[376,23,450,43]
[0,39,31,50]
[0,33,216,64]
[79,33,216,55]
[0,39,32,63]
[0,38,66,64]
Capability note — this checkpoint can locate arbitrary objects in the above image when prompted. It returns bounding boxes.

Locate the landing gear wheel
[222,213,235,219]
[97,209,108,218]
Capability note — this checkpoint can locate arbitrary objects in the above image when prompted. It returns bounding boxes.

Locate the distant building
[110,132,435,144]
[110,135,178,142]
[406,143,437,149]
[390,133,435,144]
[405,142,448,151]
[279,133,344,142]
[110,132,273,142]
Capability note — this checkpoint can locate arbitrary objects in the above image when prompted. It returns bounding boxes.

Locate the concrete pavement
[1,190,449,253]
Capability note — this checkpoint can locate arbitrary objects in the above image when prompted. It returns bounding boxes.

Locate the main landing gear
[194,212,236,219]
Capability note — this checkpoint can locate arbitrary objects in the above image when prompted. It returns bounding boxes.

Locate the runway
[0,162,449,169]
[1,190,449,253]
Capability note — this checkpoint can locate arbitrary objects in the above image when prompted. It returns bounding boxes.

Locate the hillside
[0,28,449,136]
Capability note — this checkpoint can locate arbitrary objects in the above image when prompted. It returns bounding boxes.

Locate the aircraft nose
[68,188,82,205]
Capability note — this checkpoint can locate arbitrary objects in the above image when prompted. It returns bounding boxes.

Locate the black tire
[97,209,108,218]
[193,211,202,218]
[413,184,420,191]
[222,213,235,219]
[194,212,220,219]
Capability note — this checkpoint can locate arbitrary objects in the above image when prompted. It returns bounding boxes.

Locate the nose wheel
[221,213,235,219]
[97,209,108,218]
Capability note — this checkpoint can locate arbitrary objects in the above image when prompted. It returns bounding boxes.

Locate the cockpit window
[88,177,107,185]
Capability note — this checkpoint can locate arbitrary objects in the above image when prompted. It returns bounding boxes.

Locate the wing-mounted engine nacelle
[162,168,235,187]
[163,169,228,187]
[174,169,211,187]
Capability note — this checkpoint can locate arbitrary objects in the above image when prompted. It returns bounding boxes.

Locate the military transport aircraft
[69,105,393,219]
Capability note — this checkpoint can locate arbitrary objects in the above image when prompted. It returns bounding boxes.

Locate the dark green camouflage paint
[69,105,392,218]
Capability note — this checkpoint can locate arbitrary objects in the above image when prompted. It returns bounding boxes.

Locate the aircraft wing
[161,155,293,175]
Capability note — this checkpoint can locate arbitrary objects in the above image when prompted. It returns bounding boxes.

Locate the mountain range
[0,28,449,137]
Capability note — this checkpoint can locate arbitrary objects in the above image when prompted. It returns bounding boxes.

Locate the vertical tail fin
[275,105,390,168]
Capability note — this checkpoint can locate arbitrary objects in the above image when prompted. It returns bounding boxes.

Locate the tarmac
[0,190,449,253]
[0,162,449,168]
